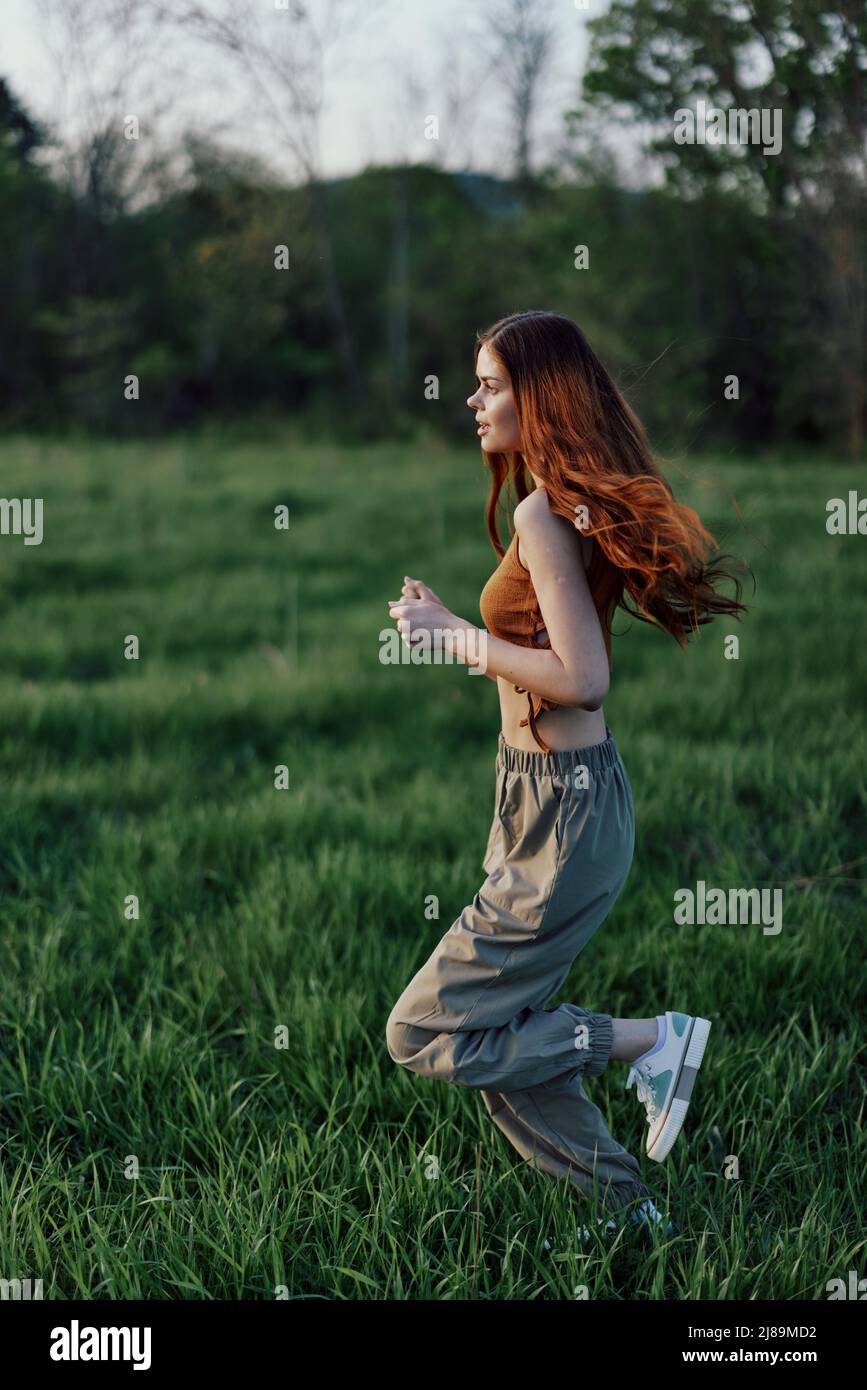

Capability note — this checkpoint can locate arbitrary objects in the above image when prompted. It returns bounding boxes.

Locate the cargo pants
[386,728,650,1211]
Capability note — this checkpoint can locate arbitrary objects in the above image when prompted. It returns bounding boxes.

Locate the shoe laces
[625,1059,659,1120]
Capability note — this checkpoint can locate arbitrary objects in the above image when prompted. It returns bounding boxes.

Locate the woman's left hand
[388,576,455,642]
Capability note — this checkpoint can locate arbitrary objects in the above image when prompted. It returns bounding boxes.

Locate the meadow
[0,430,864,1299]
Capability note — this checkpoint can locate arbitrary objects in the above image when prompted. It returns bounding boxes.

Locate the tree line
[0,0,863,455]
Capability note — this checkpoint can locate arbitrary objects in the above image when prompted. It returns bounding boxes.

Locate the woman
[385,310,746,1236]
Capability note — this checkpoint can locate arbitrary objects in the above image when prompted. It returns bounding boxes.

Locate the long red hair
[476,310,749,661]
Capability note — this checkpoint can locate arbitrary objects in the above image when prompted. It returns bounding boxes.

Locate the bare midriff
[495,623,608,753]
[496,677,606,752]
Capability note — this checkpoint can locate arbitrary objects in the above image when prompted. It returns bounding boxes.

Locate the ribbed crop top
[478,530,560,754]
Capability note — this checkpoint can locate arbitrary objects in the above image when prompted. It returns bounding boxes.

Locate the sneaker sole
[646,1016,711,1162]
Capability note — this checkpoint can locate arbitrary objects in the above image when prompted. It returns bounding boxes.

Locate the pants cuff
[580,1011,613,1076]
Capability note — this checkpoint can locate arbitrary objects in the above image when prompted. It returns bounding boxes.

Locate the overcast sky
[1,0,648,186]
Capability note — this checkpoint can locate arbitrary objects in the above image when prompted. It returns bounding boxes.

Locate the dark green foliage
[0,82,862,451]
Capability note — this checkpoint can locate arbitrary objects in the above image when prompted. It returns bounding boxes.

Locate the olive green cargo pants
[386,729,650,1211]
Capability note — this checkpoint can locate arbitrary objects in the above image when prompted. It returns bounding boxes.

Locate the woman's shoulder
[514,488,593,572]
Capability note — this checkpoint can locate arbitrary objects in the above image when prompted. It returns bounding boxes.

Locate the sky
[2,0,626,185]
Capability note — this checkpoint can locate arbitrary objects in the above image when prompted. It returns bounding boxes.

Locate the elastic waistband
[497,726,621,777]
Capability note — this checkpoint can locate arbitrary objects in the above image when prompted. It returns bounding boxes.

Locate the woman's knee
[386,1011,454,1082]
[385,1011,422,1069]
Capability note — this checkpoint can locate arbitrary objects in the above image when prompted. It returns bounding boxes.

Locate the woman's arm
[477,634,499,681]
[446,491,610,708]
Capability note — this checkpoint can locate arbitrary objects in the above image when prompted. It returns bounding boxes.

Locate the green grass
[0,430,864,1299]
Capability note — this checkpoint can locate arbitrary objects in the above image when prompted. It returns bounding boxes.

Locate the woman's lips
[477,423,490,436]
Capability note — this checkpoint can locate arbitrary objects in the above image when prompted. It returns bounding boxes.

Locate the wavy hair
[475,310,749,660]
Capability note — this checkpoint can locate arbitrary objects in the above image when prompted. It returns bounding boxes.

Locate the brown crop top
[478,530,561,754]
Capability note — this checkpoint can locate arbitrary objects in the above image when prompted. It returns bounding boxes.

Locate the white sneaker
[577,1216,620,1242]
[626,1011,712,1162]
[542,1218,617,1251]
[543,1199,673,1249]
[627,1198,674,1235]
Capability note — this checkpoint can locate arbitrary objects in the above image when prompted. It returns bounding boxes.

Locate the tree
[482,0,559,190]
[143,0,385,425]
[0,77,47,165]
[575,0,866,457]
[35,0,181,222]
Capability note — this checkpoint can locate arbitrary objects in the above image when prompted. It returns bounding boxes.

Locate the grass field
[0,430,864,1300]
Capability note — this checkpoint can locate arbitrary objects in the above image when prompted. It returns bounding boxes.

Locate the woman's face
[466,343,521,453]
